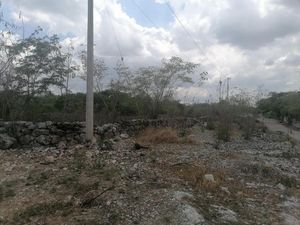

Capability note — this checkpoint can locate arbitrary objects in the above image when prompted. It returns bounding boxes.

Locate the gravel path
[260,117,300,148]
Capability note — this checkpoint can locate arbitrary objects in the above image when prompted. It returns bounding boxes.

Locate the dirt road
[260,117,300,147]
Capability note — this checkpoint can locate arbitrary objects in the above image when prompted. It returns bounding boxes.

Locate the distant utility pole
[226,77,231,101]
[86,0,94,141]
[219,79,222,102]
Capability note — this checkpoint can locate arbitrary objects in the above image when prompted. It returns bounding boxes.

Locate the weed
[4,189,16,198]
[172,163,225,191]
[108,212,121,225]
[13,202,73,223]
[216,124,231,142]
[0,185,3,202]
[72,150,87,171]
[73,182,100,196]
[98,168,120,181]
[137,127,195,144]
[92,158,105,170]
[0,181,17,202]
[241,163,278,178]
[57,175,79,186]
[162,216,172,224]
[240,116,256,139]
[26,171,50,185]
[278,176,298,188]
[206,119,215,130]
[98,139,114,150]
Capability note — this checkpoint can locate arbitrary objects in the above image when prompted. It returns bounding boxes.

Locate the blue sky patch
[119,0,173,28]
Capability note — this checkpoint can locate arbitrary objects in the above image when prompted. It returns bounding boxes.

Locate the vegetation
[257,91,300,123]
[13,202,73,223]
[137,127,195,144]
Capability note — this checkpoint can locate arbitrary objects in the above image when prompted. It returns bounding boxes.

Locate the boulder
[0,134,17,149]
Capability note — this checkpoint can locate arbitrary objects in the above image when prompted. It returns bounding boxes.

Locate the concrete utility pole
[226,77,231,101]
[86,0,94,141]
[219,79,222,102]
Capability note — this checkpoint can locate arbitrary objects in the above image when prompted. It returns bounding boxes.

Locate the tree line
[0,7,207,122]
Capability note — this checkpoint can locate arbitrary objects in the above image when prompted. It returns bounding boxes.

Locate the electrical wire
[104,3,124,63]
[165,1,206,56]
[131,0,157,28]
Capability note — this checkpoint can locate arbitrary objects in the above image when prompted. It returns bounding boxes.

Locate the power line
[130,0,191,61]
[131,0,157,28]
[104,4,124,62]
[165,1,205,56]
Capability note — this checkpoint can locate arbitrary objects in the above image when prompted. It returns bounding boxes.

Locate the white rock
[120,133,129,139]
[174,191,193,201]
[276,183,286,191]
[221,187,230,194]
[204,174,215,182]
[181,204,205,225]
[45,156,55,164]
[213,205,238,223]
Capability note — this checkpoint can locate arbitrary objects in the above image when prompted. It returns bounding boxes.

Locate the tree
[110,60,133,93]
[132,56,205,117]
[80,50,107,92]
[63,42,78,95]
[12,28,72,99]
[0,4,23,120]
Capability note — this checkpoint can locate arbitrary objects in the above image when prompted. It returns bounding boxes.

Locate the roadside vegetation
[257,91,300,123]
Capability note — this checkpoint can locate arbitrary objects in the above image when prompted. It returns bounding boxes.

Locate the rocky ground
[0,125,299,225]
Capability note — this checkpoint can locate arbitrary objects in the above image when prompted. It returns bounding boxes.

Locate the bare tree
[80,50,107,92]
[132,56,206,117]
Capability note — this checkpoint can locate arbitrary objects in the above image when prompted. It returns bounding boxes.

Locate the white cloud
[2,0,300,101]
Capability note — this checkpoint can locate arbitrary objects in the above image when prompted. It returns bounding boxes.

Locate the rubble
[0,125,299,224]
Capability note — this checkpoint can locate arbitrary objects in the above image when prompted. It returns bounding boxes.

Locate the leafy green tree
[12,28,72,99]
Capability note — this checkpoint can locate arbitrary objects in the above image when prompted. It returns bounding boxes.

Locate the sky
[2,0,300,102]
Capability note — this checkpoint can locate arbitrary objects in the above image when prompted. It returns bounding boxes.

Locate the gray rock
[51,135,60,145]
[37,122,47,129]
[276,183,286,191]
[181,204,205,225]
[57,141,67,149]
[0,134,16,149]
[0,127,6,134]
[213,205,238,223]
[36,135,51,146]
[45,121,53,127]
[120,133,129,139]
[33,129,50,136]
[45,156,56,164]
[19,135,33,145]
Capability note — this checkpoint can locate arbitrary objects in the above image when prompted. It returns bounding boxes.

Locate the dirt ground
[0,126,299,225]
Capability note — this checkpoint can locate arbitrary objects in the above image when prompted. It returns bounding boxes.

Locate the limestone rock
[36,135,51,146]
[0,134,16,150]
[204,174,215,183]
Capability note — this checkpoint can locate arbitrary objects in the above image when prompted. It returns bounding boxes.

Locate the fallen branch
[80,185,116,208]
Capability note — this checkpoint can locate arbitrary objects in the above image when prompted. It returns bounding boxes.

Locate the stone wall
[0,118,199,150]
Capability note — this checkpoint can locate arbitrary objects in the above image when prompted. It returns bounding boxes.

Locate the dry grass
[137,127,195,144]
[171,163,226,191]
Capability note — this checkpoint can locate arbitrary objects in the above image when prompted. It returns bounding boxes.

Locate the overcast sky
[2,0,300,102]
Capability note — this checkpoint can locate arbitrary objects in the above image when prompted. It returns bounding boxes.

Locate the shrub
[137,127,195,144]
